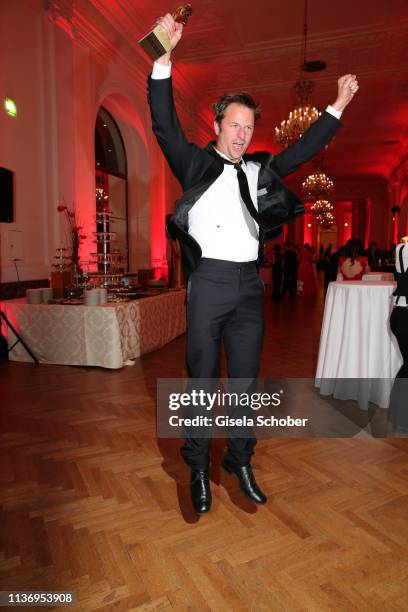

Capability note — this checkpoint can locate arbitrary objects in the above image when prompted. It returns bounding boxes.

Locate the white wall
[0,1,51,282]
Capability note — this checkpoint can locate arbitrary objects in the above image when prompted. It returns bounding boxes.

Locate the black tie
[218,156,265,263]
[234,163,262,232]
[218,154,265,235]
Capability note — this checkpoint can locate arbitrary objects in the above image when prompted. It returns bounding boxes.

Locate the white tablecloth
[315,281,402,409]
[362,272,395,281]
[0,291,186,369]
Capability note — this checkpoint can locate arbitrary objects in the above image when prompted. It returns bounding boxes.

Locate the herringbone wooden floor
[1,289,408,611]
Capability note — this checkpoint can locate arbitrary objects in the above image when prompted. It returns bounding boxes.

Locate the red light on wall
[303,206,314,244]
[343,213,352,243]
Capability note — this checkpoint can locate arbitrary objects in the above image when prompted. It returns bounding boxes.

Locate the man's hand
[331,74,359,113]
[155,13,183,66]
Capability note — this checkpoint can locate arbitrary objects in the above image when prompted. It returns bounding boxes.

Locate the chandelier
[302,172,334,198]
[96,187,109,204]
[275,0,325,148]
[275,80,321,148]
[311,199,334,228]
[316,211,335,229]
[96,187,109,212]
[311,199,333,214]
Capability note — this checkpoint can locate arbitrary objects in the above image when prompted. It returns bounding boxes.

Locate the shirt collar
[213,146,246,168]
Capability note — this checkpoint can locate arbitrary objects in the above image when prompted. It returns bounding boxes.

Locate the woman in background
[337,238,370,280]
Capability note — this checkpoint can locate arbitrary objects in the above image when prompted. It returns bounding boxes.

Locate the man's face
[214,103,255,162]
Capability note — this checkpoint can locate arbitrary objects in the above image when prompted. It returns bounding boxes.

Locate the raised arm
[272,74,359,178]
[147,14,202,188]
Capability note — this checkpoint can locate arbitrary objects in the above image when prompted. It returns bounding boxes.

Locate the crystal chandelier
[275,0,325,148]
[302,172,334,198]
[275,80,321,148]
[311,199,333,214]
[96,187,109,212]
[316,211,335,229]
[311,199,334,228]
[96,187,109,204]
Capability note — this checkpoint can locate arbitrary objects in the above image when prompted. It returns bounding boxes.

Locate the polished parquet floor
[1,283,408,611]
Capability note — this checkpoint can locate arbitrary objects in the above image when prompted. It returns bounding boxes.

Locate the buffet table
[0,290,186,369]
[315,281,402,409]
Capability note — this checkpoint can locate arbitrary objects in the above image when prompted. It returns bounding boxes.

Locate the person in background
[310,245,318,287]
[384,243,397,264]
[328,245,344,283]
[297,243,317,297]
[282,242,298,300]
[337,238,370,281]
[323,244,333,291]
[319,244,325,262]
[271,244,283,301]
[324,244,332,259]
[366,241,380,268]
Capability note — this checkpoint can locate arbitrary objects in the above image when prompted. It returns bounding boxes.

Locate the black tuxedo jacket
[148,75,342,279]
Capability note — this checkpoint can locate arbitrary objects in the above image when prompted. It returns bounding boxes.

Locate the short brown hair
[212,92,260,123]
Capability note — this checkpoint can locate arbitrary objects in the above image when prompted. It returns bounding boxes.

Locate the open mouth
[232,142,244,152]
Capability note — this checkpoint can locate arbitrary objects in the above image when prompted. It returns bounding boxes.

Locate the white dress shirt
[152,61,342,261]
[188,154,260,261]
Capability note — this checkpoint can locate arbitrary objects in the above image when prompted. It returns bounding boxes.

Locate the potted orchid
[57,203,87,276]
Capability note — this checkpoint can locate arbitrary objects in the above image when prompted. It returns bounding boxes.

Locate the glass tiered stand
[86,211,124,300]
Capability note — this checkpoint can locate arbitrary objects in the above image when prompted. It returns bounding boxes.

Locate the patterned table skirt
[0,291,186,369]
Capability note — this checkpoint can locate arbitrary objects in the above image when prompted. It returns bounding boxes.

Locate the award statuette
[139,5,192,61]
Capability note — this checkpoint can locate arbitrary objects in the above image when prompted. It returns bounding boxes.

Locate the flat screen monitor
[0,167,14,223]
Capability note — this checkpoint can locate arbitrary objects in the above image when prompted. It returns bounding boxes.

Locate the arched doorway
[94,107,128,272]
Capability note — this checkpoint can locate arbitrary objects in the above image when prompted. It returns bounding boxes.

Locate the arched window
[95,107,128,272]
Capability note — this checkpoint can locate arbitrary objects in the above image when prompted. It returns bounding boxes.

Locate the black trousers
[389,306,408,431]
[181,258,264,469]
[390,306,408,378]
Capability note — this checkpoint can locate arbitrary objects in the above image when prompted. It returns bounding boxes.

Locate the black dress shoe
[190,469,212,514]
[221,458,267,504]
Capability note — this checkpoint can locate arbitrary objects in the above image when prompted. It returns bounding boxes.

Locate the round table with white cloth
[315,281,403,409]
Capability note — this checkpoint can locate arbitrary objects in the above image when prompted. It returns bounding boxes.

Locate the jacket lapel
[172,151,224,231]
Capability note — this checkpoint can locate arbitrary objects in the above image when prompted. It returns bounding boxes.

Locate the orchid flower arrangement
[57,204,87,269]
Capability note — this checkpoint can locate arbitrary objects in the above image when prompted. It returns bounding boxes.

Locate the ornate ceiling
[89,0,408,180]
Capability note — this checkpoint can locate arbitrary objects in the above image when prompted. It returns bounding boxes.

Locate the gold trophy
[139,5,192,60]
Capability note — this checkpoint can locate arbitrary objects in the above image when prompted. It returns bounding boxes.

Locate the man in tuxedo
[148,13,359,514]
